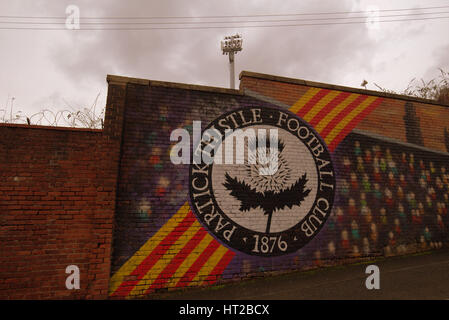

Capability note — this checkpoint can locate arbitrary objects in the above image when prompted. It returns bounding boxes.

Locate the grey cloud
[50,0,378,89]
[1,0,448,117]
[425,44,449,80]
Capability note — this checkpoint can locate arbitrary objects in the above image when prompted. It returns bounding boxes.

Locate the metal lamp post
[221,34,243,89]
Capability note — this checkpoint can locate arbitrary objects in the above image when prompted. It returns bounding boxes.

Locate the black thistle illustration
[223,137,311,233]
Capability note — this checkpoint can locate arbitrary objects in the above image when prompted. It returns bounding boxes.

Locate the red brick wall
[2,72,449,300]
[0,81,126,299]
[105,74,449,299]
[240,72,449,153]
[0,125,112,299]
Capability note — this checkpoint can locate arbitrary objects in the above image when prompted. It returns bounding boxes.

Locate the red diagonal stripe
[175,240,221,288]
[202,250,236,286]
[320,95,369,139]
[144,227,208,294]
[328,98,383,152]
[111,210,196,297]
[296,89,330,118]
[309,91,352,127]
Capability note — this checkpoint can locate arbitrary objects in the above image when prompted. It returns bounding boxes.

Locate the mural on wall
[189,106,335,256]
[444,127,449,152]
[404,101,424,146]
[331,132,449,258]
[107,83,449,298]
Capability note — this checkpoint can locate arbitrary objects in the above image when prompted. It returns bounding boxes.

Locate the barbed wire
[0,93,104,129]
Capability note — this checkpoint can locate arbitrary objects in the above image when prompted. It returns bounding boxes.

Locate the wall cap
[0,122,102,133]
[107,74,243,95]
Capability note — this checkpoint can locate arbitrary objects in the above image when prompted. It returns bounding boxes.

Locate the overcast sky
[0,0,448,122]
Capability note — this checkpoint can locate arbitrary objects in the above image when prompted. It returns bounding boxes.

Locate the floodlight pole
[229,51,235,90]
[221,34,242,89]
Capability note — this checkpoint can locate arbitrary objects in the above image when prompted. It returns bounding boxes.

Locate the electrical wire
[0,15,449,30]
[0,6,449,30]
[0,4,448,20]
[1,10,449,25]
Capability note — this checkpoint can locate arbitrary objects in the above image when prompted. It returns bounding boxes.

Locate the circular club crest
[189,106,335,256]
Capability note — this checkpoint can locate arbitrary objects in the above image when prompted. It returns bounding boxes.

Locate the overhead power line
[1,10,449,25]
[0,15,448,30]
[0,4,449,20]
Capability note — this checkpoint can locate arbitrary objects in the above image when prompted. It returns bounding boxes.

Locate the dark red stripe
[328,98,383,152]
[144,227,208,294]
[320,95,369,139]
[309,91,351,127]
[296,89,330,118]
[111,211,196,297]
[175,240,221,288]
[202,250,236,285]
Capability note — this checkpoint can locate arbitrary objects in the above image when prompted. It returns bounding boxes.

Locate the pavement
[153,249,449,300]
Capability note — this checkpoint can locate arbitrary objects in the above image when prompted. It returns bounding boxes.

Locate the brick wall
[0,82,124,299]
[240,71,449,152]
[1,71,449,299]
[108,73,449,299]
[238,71,449,257]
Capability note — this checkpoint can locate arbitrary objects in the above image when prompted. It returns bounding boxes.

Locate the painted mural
[108,82,448,298]
[332,132,449,258]
[189,106,335,257]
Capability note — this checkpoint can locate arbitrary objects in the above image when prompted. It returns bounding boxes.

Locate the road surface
[154,249,449,300]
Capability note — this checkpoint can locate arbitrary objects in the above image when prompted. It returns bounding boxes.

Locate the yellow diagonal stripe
[168,233,215,288]
[109,201,190,295]
[289,87,322,114]
[325,96,378,145]
[192,246,229,287]
[127,220,202,297]
[303,90,340,123]
[315,93,360,134]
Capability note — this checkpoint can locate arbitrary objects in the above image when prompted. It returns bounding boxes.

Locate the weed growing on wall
[373,68,449,103]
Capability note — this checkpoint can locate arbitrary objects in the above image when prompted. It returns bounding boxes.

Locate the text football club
[189,106,336,256]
